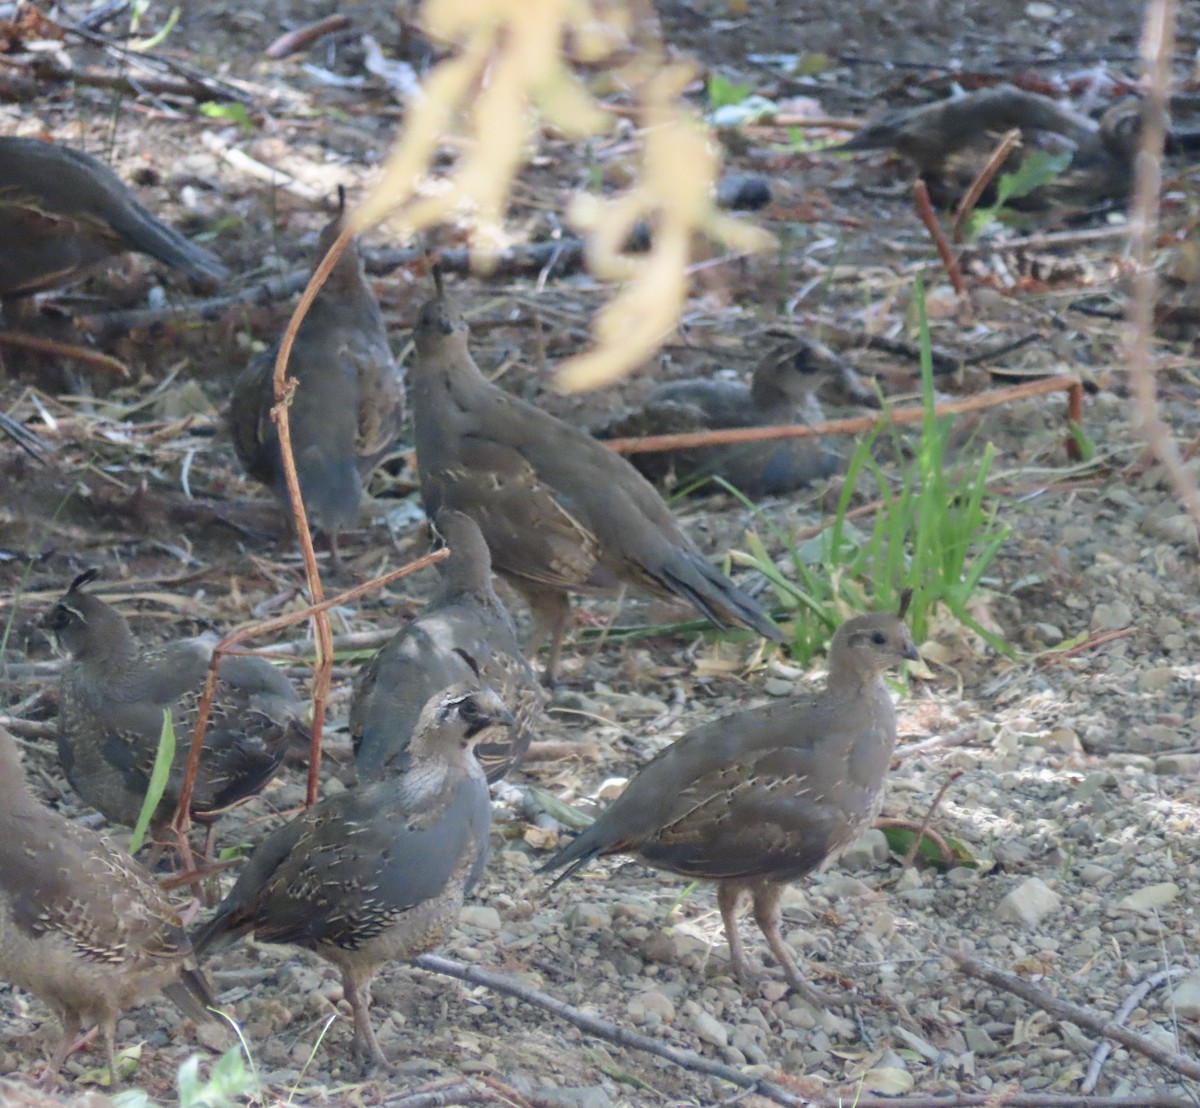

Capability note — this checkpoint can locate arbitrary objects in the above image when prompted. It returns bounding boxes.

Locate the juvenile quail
[0,726,215,1086]
[0,136,226,302]
[539,600,919,1005]
[409,286,787,682]
[192,684,509,1069]
[840,85,1137,209]
[48,569,307,851]
[352,509,543,784]
[229,203,405,568]
[597,338,841,497]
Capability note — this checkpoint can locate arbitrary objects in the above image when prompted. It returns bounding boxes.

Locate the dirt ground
[2,1,1200,1106]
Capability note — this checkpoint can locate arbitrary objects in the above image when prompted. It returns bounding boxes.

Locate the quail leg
[100,1016,120,1088]
[341,967,389,1072]
[751,882,835,1008]
[41,1011,82,1085]
[716,882,752,983]
[523,586,572,686]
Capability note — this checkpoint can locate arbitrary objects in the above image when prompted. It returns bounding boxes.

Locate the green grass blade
[129,710,175,854]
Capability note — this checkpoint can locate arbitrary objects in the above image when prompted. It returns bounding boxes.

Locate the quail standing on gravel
[192,684,509,1069]
[0,136,226,302]
[597,337,843,497]
[48,569,308,852]
[539,599,919,1005]
[0,726,214,1086]
[229,201,405,569]
[352,509,543,784]
[409,284,787,681]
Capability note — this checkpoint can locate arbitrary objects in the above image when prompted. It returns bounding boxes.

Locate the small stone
[1138,667,1177,693]
[1092,600,1133,631]
[764,677,797,697]
[1116,882,1179,912]
[531,1087,612,1108]
[1032,622,1063,644]
[964,1025,1001,1055]
[459,905,502,931]
[692,1009,729,1047]
[564,903,612,930]
[995,877,1061,926]
[1170,971,1200,1018]
[840,828,890,870]
[630,989,675,1023]
[1156,753,1200,775]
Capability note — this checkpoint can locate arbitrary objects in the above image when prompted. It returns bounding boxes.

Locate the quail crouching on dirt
[539,598,919,1006]
[48,569,308,855]
[352,509,543,784]
[0,135,226,302]
[192,684,510,1069]
[0,726,215,1087]
[409,282,787,682]
[229,200,405,569]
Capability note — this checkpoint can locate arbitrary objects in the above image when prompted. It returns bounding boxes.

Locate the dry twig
[951,127,1023,243]
[913,179,967,299]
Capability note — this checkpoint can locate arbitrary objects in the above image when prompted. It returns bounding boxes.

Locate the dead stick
[913,179,967,298]
[605,375,1078,454]
[952,952,1200,1083]
[413,954,807,1107]
[952,127,1022,243]
[170,549,447,834]
[1039,626,1135,662]
[265,13,352,59]
[0,331,130,377]
[838,1096,1192,1108]
[898,769,962,868]
[1083,967,1186,1093]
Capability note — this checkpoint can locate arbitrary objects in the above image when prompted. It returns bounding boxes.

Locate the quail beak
[904,641,921,662]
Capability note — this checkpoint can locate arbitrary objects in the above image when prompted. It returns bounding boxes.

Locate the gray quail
[840,85,1138,210]
[596,338,841,497]
[48,569,308,852]
[228,204,405,569]
[0,136,226,301]
[0,725,215,1086]
[192,684,509,1069]
[351,509,543,784]
[409,286,787,682]
[539,601,919,1005]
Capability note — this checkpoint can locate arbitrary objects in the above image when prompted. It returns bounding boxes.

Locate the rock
[1138,666,1176,693]
[531,1087,613,1108]
[1156,753,1200,775]
[995,877,1061,926]
[691,1009,729,1048]
[1170,971,1200,1019]
[627,989,675,1024]
[459,905,503,931]
[964,1025,1001,1055]
[840,828,890,870]
[1091,600,1133,631]
[1116,882,1179,912]
[564,903,612,930]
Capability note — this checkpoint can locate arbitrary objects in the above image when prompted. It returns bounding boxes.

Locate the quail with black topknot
[48,569,308,854]
[0,726,215,1087]
[193,684,510,1069]
[540,598,919,1006]
[352,509,543,785]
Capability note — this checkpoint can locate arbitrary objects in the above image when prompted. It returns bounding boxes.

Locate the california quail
[0,725,214,1086]
[0,136,226,302]
[840,85,1136,209]
[192,684,510,1069]
[539,601,919,1005]
[48,569,307,852]
[409,286,787,682]
[351,509,543,784]
[596,339,841,497]
[228,204,405,569]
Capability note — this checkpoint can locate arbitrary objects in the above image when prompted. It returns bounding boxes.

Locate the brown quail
[409,286,787,682]
[539,601,919,1005]
[0,136,226,302]
[228,204,405,569]
[351,509,543,784]
[596,338,841,497]
[192,684,509,1069]
[0,725,215,1086]
[48,569,308,852]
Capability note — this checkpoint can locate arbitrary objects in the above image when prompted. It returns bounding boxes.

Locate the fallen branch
[0,331,130,377]
[952,127,1023,243]
[604,375,1081,455]
[952,952,1200,1084]
[413,954,808,1107]
[839,1095,1192,1108]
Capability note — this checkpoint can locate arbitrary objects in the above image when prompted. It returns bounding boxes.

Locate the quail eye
[871,630,887,646]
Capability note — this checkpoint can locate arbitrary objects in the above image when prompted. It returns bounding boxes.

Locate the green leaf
[707,75,753,109]
[994,149,1073,206]
[129,710,175,855]
[529,786,596,831]
[881,826,977,868]
[129,6,180,51]
[199,101,253,130]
